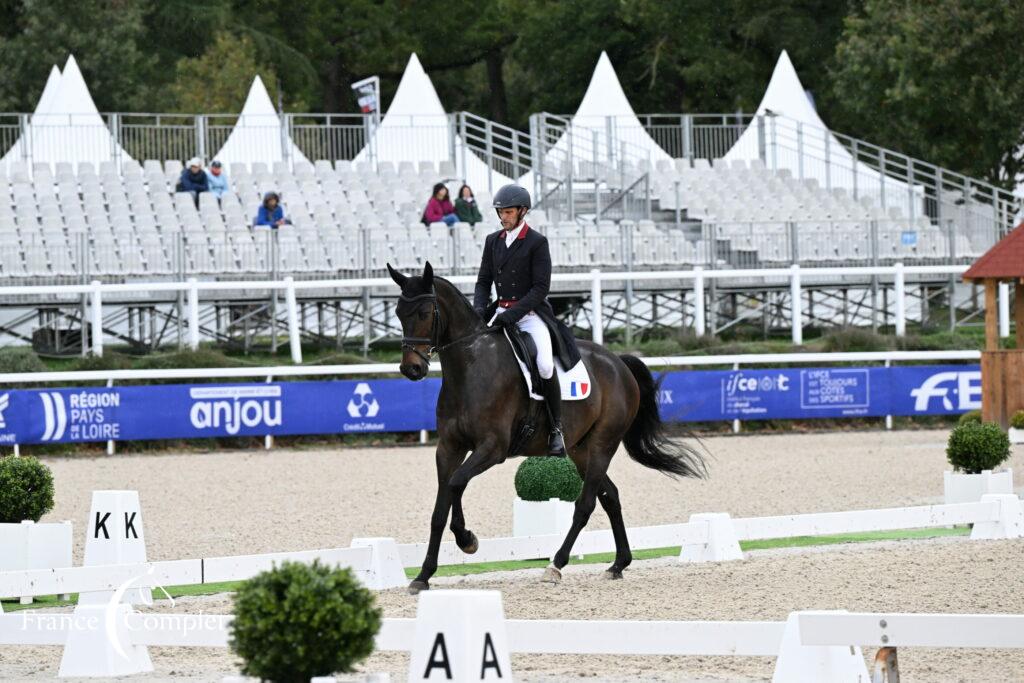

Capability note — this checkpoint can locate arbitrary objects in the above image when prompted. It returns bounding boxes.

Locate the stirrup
[547,428,567,457]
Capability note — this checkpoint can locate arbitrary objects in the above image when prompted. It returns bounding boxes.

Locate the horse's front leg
[409,441,466,595]
[447,436,506,552]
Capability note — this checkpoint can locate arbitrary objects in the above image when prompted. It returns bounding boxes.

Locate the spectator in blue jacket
[205,160,229,200]
[254,191,290,228]
[176,157,209,207]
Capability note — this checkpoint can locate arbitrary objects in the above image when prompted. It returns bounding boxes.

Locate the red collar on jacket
[502,223,530,240]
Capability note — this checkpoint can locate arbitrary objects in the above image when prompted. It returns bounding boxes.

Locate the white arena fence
[1,263,1007,358]
[1,489,1022,679]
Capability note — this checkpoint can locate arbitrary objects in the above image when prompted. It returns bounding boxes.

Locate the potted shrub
[513,457,583,538]
[943,422,1013,504]
[231,560,381,682]
[0,456,72,603]
[1010,411,1024,445]
[958,410,982,426]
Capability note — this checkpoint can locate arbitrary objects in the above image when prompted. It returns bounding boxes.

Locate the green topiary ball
[946,422,1011,474]
[514,457,583,502]
[1010,410,1024,430]
[958,410,982,426]
[230,560,381,683]
[0,456,55,523]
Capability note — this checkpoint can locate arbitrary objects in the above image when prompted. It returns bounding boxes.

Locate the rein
[399,289,493,366]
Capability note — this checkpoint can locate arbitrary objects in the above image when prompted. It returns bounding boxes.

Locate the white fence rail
[0,263,996,356]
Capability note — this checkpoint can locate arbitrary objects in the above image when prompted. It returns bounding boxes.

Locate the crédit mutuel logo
[344,382,384,432]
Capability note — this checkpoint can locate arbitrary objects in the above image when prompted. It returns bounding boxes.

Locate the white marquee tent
[0,64,61,169]
[521,51,671,189]
[213,75,308,169]
[4,56,132,171]
[724,50,916,211]
[354,53,511,192]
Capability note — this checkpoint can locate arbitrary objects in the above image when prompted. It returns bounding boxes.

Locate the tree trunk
[485,49,509,124]
[323,52,344,113]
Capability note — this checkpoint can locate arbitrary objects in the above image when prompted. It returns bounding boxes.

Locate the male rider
[473,184,566,457]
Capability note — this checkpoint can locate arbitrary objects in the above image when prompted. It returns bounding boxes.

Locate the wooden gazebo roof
[963,223,1024,282]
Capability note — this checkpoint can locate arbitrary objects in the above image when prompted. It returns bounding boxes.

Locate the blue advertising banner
[0,378,441,445]
[656,364,980,422]
[0,364,981,445]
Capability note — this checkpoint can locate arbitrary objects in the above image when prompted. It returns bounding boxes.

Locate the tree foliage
[0,0,1020,185]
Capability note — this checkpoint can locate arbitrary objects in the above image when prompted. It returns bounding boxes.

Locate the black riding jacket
[473,224,553,324]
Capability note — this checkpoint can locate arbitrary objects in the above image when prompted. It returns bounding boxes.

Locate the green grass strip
[1,526,969,611]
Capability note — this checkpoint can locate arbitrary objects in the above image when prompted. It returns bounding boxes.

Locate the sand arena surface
[4,429,1024,680]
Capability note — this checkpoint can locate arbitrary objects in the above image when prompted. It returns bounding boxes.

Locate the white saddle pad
[502,328,592,401]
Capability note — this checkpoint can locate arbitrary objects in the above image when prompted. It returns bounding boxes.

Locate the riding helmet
[492,184,531,210]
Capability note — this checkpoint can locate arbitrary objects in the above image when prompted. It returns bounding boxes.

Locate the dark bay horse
[388,262,705,594]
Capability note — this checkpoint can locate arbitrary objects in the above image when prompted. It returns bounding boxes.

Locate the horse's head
[388,261,436,381]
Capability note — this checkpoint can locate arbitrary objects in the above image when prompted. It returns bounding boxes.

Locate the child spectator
[253,191,291,228]
[423,183,458,226]
[206,160,229,200]
[454,184,483,225]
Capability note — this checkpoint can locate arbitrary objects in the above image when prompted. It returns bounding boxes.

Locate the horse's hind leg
[597,475,632,579]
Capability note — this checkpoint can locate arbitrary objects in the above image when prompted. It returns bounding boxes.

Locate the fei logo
[909,371,981,412]
[725,372,790,396]
[347,383,380,418]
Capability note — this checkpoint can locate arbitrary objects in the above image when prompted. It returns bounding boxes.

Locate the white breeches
[496,307,554,379]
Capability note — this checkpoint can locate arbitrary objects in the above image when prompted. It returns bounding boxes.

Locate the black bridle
[398,290,441,365]
[398,288,496,367]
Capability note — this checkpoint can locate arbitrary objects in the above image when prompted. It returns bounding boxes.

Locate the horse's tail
[619,354,707,479]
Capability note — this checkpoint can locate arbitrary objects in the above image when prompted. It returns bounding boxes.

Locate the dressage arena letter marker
[78,490,151,606]
[424,633,452,679]
[408,590,512,681]
[93,511,110,539]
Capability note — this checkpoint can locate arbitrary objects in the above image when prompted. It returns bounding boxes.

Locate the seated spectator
[422,183,458,226]
[454,184,483,225]
[253,191,291,228]
[205,160,229,200]
[176,157,209,206]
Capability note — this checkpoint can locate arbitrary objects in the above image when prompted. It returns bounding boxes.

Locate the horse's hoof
[408,580,429,595]
[540,564,562,584]
[458,531,479,555]
[603,569,624,580]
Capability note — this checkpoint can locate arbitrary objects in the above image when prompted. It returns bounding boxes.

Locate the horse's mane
[433,276,478,317]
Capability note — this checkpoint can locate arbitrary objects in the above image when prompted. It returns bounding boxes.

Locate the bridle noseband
[398,290,441,365]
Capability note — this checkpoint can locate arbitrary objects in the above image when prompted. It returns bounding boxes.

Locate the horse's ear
[422,261,434,289]
[387,263,408,288]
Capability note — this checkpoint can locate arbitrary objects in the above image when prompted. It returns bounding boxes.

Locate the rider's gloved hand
[490,312,515,330]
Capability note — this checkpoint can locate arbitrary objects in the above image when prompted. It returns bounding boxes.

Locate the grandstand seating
[0,155,974,281]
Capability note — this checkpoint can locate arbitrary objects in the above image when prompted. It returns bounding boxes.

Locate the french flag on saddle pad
[569,381,589,397]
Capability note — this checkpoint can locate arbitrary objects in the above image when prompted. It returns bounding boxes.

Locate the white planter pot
[943,468,1014,505]
[1009,428,1024,445]
[0,520,73,603]
[513,497,574,538]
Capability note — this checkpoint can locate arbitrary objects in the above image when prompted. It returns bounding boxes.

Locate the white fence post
[999,282,1010,338]
[894,262,906,337]
[590,269,603,345]
[789,265,802,345]
[90,280,103,357]
[284,277,302,364]
[694,267,706,336]
[187,278,200,351]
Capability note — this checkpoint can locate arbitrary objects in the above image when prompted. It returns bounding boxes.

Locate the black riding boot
[541,374,567,457]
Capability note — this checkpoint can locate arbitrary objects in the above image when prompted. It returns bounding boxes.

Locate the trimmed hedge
[230,560,381,683]
[1010,410,1024,430]
[0,347,46,374]
[0,456,55,523]
[946,422,1010,474]
[514,457,583,502]
[958,410,982,426]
